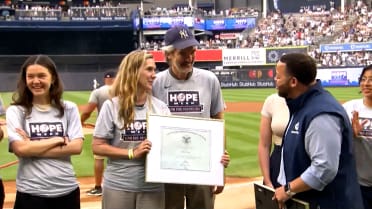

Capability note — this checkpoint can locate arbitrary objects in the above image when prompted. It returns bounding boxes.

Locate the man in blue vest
[272,53,363,209]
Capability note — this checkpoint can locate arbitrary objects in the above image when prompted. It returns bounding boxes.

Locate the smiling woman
[342,64,372,209]
[91,50,172,209]
[5,55,84,209]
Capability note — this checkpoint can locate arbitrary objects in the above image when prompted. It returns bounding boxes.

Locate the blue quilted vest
[282,81,363,209]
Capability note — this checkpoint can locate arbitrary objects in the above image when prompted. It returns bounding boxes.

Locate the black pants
[14,187,80,209]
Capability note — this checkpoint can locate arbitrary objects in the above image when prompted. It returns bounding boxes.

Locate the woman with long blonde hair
[92,50,170,209]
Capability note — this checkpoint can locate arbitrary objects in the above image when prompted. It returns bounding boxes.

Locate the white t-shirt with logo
[152,68,224,118]
[93,96,171,192]
[6,101,83,197]
[343,98,372,186]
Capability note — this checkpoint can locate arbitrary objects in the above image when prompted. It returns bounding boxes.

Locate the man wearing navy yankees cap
[152,25,230,209]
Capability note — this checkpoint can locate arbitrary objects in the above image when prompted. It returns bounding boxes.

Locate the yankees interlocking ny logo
[179,29,189,39]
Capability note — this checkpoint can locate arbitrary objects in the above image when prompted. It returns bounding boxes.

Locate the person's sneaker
[86,186,102,196]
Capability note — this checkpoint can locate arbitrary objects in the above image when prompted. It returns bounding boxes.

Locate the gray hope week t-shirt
[6,101,83,197]
[152,67,224,118]
[94,96,170,192]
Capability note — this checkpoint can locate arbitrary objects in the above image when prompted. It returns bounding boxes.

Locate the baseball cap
[104,70,116,78]
[164,25,199,49]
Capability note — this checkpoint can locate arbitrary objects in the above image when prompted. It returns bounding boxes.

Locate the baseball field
[0,87,361,208]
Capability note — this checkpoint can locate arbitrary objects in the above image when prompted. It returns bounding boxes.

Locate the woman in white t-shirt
[6,55,84,209]
[258,93,289,188]
[92,50,171,209]
[343,64,372,209]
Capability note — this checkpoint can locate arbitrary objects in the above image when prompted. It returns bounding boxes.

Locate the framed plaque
[145,114,225,186]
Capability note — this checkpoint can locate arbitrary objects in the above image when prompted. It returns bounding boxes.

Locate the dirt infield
[2,101,263,209]
[225,102,263,113]
[3,176,263,209]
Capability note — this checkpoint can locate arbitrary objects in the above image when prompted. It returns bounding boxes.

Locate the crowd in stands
[140,2,371,67]
[14,5,61,18]
[140,5,350,50]
[142,6,259,18]
[334,2,371,43]
[0,2,129,19]
[310,1,372,66]
[310,50,371,67]
[0,1,370,67]
[143,6,193,17]
[1,3,260,20]
[67,6,128,18]
[198,7,259,17]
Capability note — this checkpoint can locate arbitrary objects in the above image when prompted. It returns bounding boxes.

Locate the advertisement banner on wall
[213,66,362,88]
[222,48,266,66]
[204,17,256,31]
[268,0,340,13]
[319,42,372,53]
[219,80,276,88]
[212,67,276,88]
[194,17,205,30]
[140,16,194,29]
[316,67,363,87]
[265,47,308,65]
[219,33,240,40]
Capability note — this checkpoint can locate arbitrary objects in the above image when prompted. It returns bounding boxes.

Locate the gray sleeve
[93,100,115,140]
[65,101,84,140]
[5,105,24,143]
[88,89,99,104]
[300,114,342,191]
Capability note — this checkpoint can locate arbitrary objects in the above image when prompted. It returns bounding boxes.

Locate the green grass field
[0,87,361,180]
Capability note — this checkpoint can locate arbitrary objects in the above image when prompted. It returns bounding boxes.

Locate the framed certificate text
[145,114,225,186]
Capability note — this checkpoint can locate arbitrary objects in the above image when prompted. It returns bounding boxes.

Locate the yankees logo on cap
[164,25,199,49]
[179,29,189,39]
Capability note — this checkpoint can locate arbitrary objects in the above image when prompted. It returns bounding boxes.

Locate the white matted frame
[146,114,225,186]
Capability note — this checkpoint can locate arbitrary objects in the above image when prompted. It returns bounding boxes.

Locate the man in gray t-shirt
[152,25,229,209]
[81,70,116,196]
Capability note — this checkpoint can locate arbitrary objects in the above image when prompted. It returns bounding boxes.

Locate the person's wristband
[128,148,134,160]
